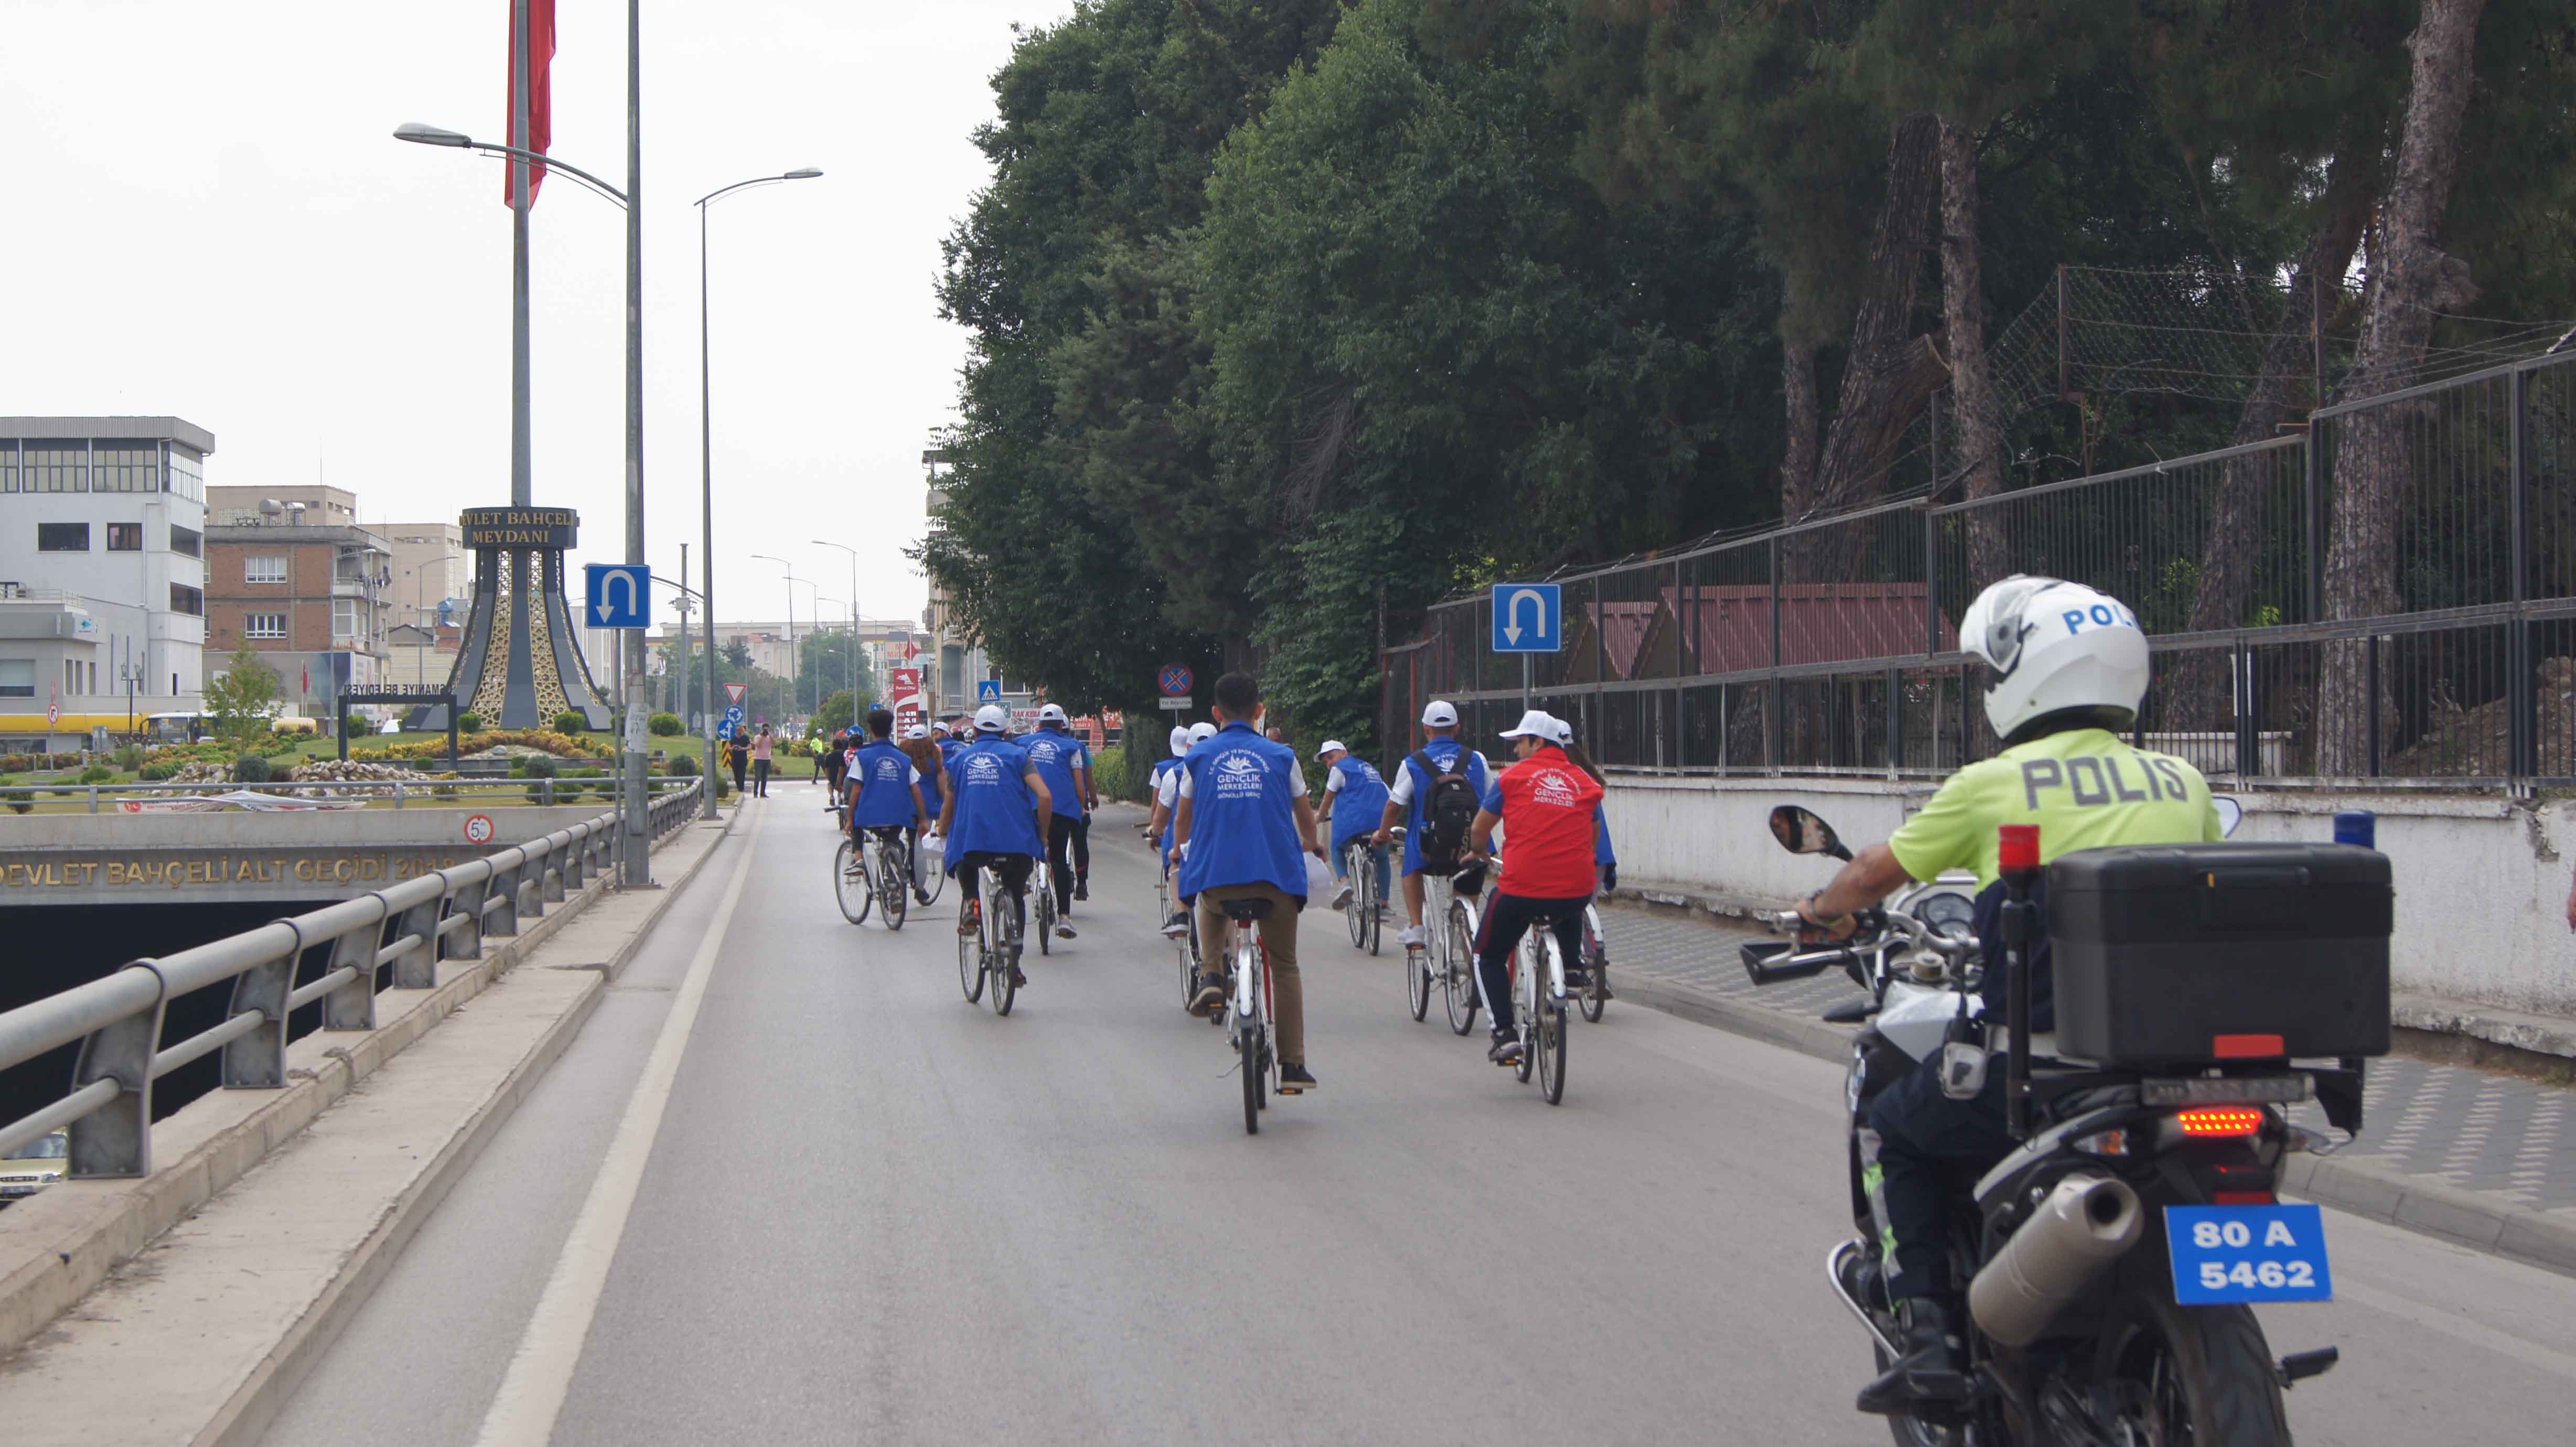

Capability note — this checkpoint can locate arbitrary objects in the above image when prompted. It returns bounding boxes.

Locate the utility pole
[618,0,652,886]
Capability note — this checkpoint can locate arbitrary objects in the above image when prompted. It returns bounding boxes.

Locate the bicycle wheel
[834,839,870,925]
[879,846,908,932]
[990,889,1021,1017]
[1579,906,1607,1022]
[1536,939,1568,1102]
[1443,898,1480,1035]
[1363,859,1383,956]
[1037,868,1057,956]
[1405,932,1432,1022]
[918,849,946,905]
[1515,942,1539,1084]
[956,895,984,1003]
[1345,854,1366,949]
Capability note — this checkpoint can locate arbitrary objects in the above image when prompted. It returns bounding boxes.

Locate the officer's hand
[1795,895,1858,944]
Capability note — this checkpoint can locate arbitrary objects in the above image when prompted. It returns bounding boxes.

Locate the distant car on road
[0,1130,68,1206]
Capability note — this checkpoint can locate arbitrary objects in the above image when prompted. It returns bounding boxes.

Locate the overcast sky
[0,0,1075,630]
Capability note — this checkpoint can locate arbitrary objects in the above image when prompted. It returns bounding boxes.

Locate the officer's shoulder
[1936,755,2024,796]
[2121,740,2209,785]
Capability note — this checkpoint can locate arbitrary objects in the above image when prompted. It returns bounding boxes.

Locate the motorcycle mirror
[1768,804,1851,861]
[2213,796,2244,838]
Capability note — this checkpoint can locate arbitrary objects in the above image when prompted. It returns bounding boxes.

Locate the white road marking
[472,804,768,1446]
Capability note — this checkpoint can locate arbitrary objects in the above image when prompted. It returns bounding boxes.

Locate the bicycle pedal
[1275,1084,1303,1096]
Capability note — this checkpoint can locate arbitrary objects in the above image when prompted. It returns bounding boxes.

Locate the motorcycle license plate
[2165,1205,2334,1305]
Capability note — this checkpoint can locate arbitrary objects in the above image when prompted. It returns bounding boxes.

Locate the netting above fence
[1383,349,2576,789]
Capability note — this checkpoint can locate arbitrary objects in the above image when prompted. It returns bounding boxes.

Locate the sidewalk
[1599,899,2576,1276]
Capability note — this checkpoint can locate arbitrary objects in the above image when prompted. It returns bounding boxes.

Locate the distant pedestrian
[726,734,748,794]
[751,725,774,798]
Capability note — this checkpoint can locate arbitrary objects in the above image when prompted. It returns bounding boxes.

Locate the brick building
[203,518,393,717]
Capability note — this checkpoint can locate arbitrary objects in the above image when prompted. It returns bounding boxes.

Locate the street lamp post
[698,168,822,818]
[812,539,858,725]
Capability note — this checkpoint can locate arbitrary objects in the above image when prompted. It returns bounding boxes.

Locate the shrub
[5,795,30,814]
[456,711,482,732]
[714,768,733,801]
[554,710,589,736]
[77,765,115,784]
[232,754,276,785]
[0,754,35,773]
[138,762,181,782]
[667,753,699,779]
[113,743,145,772]
[648,711,683,737]
[520,753,560,804]
[430,771,462,799]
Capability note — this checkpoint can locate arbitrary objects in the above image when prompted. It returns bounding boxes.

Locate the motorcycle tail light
[2071,1128,2131,1157]
[2175,1107,2266,1138]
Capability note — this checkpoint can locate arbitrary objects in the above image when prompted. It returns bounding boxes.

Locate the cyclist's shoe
[1189,977,1231,1018]
[957,900,981,939]
[1074,873,1088,902]
[1487,1028,1522,1065]
[916,888,933,905]
[1053,923,1077,941]
[1328,882,1354,911]
[1279,1062,1318,1093]
[1562,962,1593,989]
[1160,912,1191,938]
[1010,965,1028,988]
[1397,925,1426,949]
[1855,1299,1969,1414]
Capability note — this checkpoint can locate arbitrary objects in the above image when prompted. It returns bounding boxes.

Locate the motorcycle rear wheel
[2090,1290,2290,1447]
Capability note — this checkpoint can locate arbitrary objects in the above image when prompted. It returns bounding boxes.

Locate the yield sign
[724,682,748,707]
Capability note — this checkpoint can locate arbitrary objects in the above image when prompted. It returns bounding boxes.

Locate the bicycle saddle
[1220,898,1275,923]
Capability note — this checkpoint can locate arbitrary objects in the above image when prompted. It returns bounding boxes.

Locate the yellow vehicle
[0,1130,68,1205]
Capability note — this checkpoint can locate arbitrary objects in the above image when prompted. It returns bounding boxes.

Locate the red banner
[505,0,555,207]
[890,668,925,730]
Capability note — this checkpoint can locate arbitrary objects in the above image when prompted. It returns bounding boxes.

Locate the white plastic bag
[1304,850,1337,902]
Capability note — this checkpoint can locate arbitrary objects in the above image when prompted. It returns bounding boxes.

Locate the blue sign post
[1490,583,1562,653]
[583,564,651,629]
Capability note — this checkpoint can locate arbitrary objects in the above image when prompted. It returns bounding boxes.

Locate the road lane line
[472,803,768,1446]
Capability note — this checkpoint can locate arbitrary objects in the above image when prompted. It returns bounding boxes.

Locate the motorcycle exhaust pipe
[1969,1173,2143,1346]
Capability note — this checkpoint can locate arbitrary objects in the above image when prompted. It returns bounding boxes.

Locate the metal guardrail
[0,775,704,814]
[0,783,704,1176]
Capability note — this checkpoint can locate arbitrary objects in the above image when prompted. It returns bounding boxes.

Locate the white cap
[1037,703,1068,724]
[1421,700,1458,728]
[903,725,930,740]
[1498,708,1561,741]
[1551,716,1577,746]
[973,704,1010,733]
[1168,725,1192,758]
[1187,721,1217,745]
[1314,739,1346,760]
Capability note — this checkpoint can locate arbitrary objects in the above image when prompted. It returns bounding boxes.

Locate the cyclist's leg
[1045,816,1075,914]
[955,852,989,934]
[1371,845,1392,904]
[1067,816,1090,896]
[1543,901,1588,986]
[1251,885,1306,1071]
[1474,891,1532,1036]
[1189,890,1232,1012]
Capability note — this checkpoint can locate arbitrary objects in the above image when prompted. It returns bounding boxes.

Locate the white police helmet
[1958,575,2151,741]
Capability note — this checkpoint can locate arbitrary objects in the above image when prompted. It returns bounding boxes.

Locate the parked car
[0,1130,69,1206]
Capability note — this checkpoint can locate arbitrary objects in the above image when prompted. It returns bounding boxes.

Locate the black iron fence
[1381,349,2576,789]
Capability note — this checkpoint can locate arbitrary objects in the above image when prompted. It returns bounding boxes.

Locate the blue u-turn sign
[584,564,650,628]
[1490,582,1562,653]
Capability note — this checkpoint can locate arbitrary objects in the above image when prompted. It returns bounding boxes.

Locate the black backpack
[1411,747,1481,867]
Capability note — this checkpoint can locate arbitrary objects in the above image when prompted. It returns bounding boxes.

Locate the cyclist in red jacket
[1464,709,1605,1065]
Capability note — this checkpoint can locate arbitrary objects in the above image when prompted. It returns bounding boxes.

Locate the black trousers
[1861,1049,2016,1302]
[1472,891,1588,1034]
[953,849,1033,902]
[1046,815,1090,911]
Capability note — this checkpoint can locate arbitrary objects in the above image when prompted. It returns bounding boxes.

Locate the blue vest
[1021,728,1089,821]
[913,750,944,815]
[1329,755,1390,847]
[943,736,1042,863]
[1152,757,1184,855]
[847,741,918,829]
[1176,723,1308,901]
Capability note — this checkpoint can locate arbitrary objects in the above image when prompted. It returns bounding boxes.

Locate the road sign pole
[1522,653,1531,710]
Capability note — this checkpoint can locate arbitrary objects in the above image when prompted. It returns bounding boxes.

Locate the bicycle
[1387,827,1479,1030]
[1340,838,1384,956]
[833,832,872,926]
[1216,896,1302,1134]
[835,827,913,931]
[1032,857,1058,956]
[1576,900,1609,1023]
[956,860,1027,1016]
[1506,905,1572,1104]
[1158,860,1207,1013]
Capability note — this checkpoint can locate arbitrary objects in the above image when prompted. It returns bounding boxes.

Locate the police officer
[1793,577,2226,1416]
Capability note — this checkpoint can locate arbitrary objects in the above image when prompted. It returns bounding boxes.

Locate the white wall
[1602,773,2576,1019]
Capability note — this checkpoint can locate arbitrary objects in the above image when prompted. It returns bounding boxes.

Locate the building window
[167,449,202,501]
[0,444,15,494]
[106,523,143,552]
[169,524,201,559]
[90,442,161,494]
[333,597,370,645]
[37,522,89,552]
[244,612,286,639]
[0,660,32,698]
[170,584,203,617]
[22,446,88,493]
[245,554,288,584]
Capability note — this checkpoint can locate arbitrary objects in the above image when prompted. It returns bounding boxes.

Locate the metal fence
[0,775,692,813]
[0,783,701,1178]
[1383,349,2576,790]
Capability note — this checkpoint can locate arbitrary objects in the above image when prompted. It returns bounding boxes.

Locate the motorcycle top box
[2047,842,2392,1066]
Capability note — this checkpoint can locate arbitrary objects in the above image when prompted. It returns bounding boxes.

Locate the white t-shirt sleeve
[1388,763,1417,807]
[903,762,920,785]
[1322,764,1345,797]
[1177,766,1196,801]
[1162,768,1186,806]
[1286,759,1306,795]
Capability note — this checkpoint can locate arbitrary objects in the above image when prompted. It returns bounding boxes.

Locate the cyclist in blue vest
[1313,740,1392,913]
[844,708,931,878]
[1155,721,1218,936]
[1370,699,1492,955]
[934,704,1055,987]
[1174,672,1326,1092]
[1023,704,1096,933]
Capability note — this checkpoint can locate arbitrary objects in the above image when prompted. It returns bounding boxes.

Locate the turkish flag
[300,664,310,696]
[504,0,555,207]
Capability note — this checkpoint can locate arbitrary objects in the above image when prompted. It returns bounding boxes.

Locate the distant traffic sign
[1156,697,1193,711]
[463,815,495,845]
[1158,663,1194,697]
[584,564,650,629]
[978,680,1003,703]
[1490,582,1563,654]
[724,682,748,707]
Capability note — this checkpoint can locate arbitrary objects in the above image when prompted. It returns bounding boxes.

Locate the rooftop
[0,416,217,455]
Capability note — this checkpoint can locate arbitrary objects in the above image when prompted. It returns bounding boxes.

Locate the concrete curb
[1608,952,2576,1282]
[195,809,739,1447]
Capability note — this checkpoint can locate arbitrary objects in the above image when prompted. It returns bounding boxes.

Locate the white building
[381,521,468,630]
[0,417,212,750]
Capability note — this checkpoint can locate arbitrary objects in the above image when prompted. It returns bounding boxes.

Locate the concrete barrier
[1601,772,2576,1020]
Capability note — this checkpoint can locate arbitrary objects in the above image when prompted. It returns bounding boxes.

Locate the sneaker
[1074,875,1088,901]
[1279,1063,1318,1093]
[1487,1028,1522,1065]
[1054,923,1077,941]
[957,901,981,939]
[1562,963,1592,989]
[1190,977,1231,1018]
[1397,925,1426,949]
[1011,966,1028,988]
[1161,913,1190,939]
[916,889,933,905]
[1329,882,1354,910]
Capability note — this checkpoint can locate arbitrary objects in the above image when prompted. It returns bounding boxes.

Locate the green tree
[203,641,278,740]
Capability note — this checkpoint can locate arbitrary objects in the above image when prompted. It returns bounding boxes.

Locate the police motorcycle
[1749,802,2386,1447]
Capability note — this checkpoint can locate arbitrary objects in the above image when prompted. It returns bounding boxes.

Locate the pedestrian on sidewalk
[726,733,748,795]
[750,725,774,797]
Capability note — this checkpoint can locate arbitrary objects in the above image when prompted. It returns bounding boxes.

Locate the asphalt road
[262,789,2576,1446]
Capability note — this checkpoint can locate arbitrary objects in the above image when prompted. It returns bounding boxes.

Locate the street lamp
[812,539,859,727]
[698,167,822,817]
